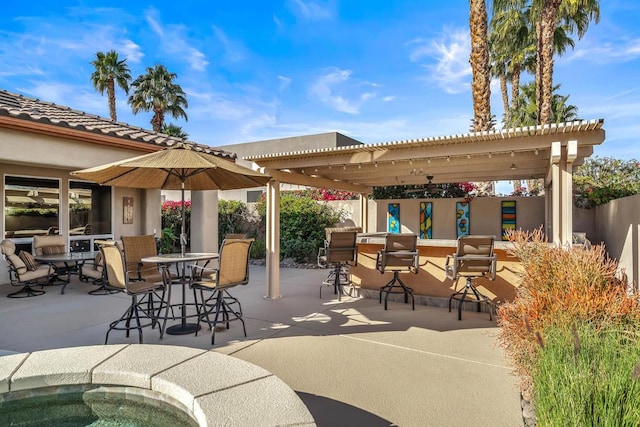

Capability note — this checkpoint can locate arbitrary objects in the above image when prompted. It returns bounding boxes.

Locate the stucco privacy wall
[595,194,640,287]
[328,197,546,239]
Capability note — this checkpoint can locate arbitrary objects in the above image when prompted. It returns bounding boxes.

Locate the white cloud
[564,37,640,64]
[144,8,208,71]
[144,8,164,37]
[278,75,292,91]
[120,40,143,64]
[309,67,378,114]
[288,0,332,20]
[273,14,284,31]
[212,25,245,63]
[408,28,472,94]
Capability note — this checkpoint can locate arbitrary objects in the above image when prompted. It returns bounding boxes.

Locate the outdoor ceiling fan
[405,175,439,196]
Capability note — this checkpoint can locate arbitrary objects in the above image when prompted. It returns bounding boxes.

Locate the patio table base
[166,323,201,335]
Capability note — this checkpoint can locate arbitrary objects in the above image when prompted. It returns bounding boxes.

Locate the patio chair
[190,238,254,345]
[225,233,247,239]
[121,235,165,283]
[101,243,168,344]
[80,249,120,295]
[445,235,497,320]
[33,234,75,283]
[319,230,358,300]
[1,239,53,298]
[376,233,419,310]
[572,232,592,250]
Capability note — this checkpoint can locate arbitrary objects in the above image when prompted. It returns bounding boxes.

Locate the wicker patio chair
[190,238,254,345]
[101,244,168,344]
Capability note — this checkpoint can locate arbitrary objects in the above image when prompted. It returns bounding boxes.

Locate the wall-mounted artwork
[419,202,433,239]
[388,203,400,233]
[123,197,134,224]
[501,200,517,240]
[456,202,470,237]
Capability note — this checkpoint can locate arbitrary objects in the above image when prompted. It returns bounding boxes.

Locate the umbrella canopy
[71,143,271,255]
[70,143,270,190]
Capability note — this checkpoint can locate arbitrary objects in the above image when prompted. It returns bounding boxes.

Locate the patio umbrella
[70,143,271,255]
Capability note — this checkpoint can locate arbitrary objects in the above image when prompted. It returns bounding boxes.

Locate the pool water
[0,390,198,427]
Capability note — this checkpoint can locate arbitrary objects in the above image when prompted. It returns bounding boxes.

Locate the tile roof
[0,89,235,159]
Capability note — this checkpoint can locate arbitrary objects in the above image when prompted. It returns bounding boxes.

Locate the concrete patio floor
[0,266,522,426]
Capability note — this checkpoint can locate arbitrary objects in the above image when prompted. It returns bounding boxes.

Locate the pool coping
[0,344,316,427]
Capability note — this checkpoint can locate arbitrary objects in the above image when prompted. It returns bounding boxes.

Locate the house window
[4,176,60,239]
[247,190,263,203]
[69,181,112,238]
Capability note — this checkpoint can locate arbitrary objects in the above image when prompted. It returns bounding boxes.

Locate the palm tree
[491,0,599,125]
[162,123,189,139]
[469,0,495,196]
[536,0,600,124]
[90,50,131,121]
[490,4,535,114]
[505,82,579,128]
[469,0,493,133]
[128,65,188,133]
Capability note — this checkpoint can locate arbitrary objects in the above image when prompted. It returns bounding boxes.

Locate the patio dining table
[141,252,219,336]
[34,251,99,294]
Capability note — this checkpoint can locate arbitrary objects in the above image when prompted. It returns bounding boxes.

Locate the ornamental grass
[497,228,640,423]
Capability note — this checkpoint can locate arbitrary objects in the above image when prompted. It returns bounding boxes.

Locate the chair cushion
[18,251,38,271]
[8,254,28,275]
[42,245,65,255]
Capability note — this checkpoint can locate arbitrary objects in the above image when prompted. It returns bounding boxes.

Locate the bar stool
[376,233,419,310]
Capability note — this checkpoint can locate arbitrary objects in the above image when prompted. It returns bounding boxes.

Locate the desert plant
[497,228,640,397]
[533,322,640,426]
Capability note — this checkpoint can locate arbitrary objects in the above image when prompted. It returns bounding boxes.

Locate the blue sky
[1,0,639,162]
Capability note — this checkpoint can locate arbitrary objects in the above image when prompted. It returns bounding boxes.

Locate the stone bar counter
[350,233,523,306]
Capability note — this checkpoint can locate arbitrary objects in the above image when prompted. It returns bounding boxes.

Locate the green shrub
[161,200,190,252]
[218,199,259,239]
[533,322,640,426]
[250,239,266,259]
[497,229,640,418]
[255,192,343,262]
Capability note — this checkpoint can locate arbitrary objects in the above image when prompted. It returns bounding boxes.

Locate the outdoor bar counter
[351,233,522,305]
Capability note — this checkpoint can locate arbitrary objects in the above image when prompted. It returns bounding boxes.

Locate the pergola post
[550,142,562,244]
[265,180,281,299]
[561,140,577,245]
[359,193,369,232]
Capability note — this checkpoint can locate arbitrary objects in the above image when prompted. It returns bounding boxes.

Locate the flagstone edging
[0,344,315,426]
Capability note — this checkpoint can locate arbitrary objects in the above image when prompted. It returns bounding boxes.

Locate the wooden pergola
[246,120,605,298]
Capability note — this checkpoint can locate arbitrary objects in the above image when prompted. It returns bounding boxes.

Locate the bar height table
[141,252,219,336]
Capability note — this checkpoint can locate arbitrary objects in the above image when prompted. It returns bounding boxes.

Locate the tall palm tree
[90,50,131,122]
[128,65,188,133]
[469,0,495,196]
[491,0,599,125]
[162,123,189,139]
[469,0,493,133]
[536,0,599,124]
[490,4,535,114]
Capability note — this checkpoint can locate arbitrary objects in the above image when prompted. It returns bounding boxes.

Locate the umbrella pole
[180,181,187,256]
